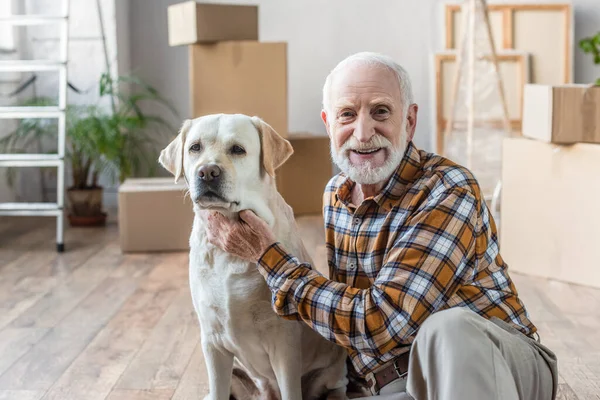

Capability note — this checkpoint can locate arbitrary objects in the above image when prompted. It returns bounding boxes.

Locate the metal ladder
[0,0,70,252]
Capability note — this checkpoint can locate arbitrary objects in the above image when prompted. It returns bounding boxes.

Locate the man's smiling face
[323,63,409,185]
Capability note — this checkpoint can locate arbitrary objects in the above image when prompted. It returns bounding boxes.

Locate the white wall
[126,0,600,154]
[572,0,600,83]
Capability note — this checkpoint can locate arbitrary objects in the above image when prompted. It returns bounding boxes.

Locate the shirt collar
[335,141,422,212]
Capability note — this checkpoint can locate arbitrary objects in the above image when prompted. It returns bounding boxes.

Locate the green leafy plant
[579,31,600,86]
[0,72,176,190]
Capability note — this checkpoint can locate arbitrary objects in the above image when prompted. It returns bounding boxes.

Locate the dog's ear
[159,119,192,182]
[251,116,293,177]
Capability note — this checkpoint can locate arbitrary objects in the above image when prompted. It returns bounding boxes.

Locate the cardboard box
[118,178,194,253]
[500,137,600,288]
[277,134,333,215]
[167,1,258,46]
[190,41,288,137]
[522,84,600,144]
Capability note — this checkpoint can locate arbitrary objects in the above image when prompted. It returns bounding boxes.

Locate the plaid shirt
[258,141,537,376]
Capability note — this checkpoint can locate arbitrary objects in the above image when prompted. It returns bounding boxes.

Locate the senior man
[204,52,558,400]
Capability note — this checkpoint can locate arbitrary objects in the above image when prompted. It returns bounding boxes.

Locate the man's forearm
[257,242,414,358]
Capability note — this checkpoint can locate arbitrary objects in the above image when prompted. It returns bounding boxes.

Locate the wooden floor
[0,215,598,400]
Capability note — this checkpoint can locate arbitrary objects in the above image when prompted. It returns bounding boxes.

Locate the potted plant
[0,72,176,226]
[579,31,600,86]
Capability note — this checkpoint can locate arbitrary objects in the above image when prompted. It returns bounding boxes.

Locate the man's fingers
[207,211,230,230]
[239,210,266,229]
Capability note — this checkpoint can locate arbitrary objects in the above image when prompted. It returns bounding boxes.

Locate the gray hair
[322,52,414,115]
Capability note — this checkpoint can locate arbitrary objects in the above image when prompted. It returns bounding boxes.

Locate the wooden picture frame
[434,51,530,154]
[444,3,572,84]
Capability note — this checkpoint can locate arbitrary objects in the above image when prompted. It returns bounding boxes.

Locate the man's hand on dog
[204,210,277,262]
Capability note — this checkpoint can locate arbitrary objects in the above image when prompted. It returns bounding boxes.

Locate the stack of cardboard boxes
[168,1,334,215]
[118,1,333,253]
[500,84,600,288]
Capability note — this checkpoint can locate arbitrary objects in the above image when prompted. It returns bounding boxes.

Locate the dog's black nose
[198,164,221,182]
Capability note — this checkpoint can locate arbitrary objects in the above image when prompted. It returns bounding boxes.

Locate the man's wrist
[257,241,281,265]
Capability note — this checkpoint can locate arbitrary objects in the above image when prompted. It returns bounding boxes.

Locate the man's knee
[415,307,481,345]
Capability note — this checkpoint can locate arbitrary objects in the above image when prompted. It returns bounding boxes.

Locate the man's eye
[190,143,202,152]
[340,111,355,118]
[375,107,389,115]
[230,145,246,155]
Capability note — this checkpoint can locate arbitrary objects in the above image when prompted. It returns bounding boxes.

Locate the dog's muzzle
[193,164,237,207]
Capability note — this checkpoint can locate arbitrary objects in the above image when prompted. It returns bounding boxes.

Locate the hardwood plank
[544,279,600,317]
[0,216,43,239]
[512,274,600,398]
[0,228,115,330]
[0,390,45,400]
[41,254,186,400]
[0,328,50,377]
[9,242,124,329]
[0,273,144,390]
[512,273,568,324]
[105,389,175,400]
[171,343,209,400]
[0,245,55,291]
[0,225,109,296]
[0,276,58,330]
[557,359,600,400]
[115,289,199,390]
[0,220,55,266]
[556,383,579,400]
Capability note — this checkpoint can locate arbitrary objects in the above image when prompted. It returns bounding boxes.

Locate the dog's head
[159,114,293,213]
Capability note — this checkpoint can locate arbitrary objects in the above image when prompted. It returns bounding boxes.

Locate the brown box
[500,137,600,288]
[118,178,194,253]
[522,84,600,144]
[167,1,258,46]
[190,41,288,138]
[277,134,333,215]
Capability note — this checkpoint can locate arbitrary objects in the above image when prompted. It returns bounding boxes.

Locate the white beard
[331,127,408,185]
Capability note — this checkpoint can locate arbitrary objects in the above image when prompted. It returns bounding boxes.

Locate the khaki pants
[357,308,558,400]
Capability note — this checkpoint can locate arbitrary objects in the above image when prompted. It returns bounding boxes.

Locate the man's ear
[250,116,293,177]
[321,109,331,138]
[159,119,192,182]
[406,104,418,143]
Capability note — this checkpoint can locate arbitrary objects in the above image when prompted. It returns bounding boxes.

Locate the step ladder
[0,0,70,252]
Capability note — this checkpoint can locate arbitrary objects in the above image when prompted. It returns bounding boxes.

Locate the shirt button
[353,217,360,225]
[348,262,356,270]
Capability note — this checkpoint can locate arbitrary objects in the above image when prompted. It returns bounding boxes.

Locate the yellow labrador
[159,114,348,400]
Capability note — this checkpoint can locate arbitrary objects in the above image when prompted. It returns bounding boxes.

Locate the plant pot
[67,212,107,227]
[66,186,106,227]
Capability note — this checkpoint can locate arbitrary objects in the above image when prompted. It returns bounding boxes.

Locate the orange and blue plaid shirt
[258,141,536,376]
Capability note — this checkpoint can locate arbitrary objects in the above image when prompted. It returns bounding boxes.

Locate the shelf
[0,15,67,25]
[0,203,62,217]
[0,60,66,72]
[0,154,63,167]
[0,106,63,119]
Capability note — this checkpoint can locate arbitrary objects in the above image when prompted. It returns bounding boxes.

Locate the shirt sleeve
[256,187,480,358]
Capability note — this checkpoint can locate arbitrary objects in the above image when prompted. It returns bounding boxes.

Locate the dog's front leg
[270,344,303,400]
[202,341,234,400]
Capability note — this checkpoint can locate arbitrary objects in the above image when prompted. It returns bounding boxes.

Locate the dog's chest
[189,248,281,349]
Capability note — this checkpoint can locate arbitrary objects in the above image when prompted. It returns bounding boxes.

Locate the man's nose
[198,164,221,182]
[353,113,376,143]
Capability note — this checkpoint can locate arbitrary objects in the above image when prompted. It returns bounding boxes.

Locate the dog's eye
[230,145,246,155]
[190,143,202,152]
